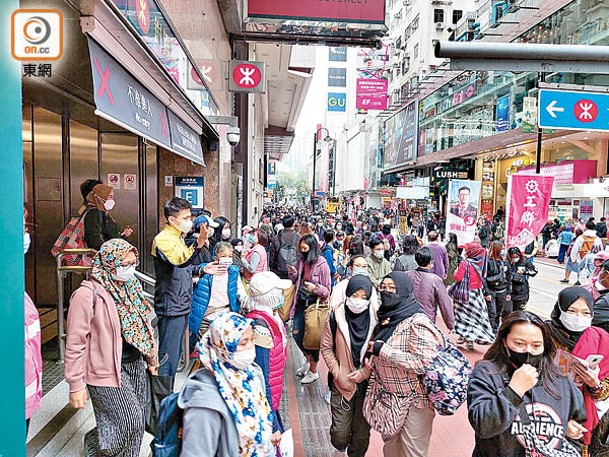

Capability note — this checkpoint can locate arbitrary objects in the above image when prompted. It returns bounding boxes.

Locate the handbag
[363,373,414,437]
[278,284,296,323]
[421,339,472,415]
[297,285,317,304]
[303,299,329,350]
[51,209,92,267]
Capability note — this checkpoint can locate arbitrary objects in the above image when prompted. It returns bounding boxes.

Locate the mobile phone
[586,354,604,370]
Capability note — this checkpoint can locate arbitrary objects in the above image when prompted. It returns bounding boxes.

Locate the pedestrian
[288,234,332,385]
[571,221,604,282]
[321,230,338,288]
[579,244,602,286]
[65,239,158,457]
[180,313,275,456]
[586,252,609,300]
[231,238,245,273]
[477,219,490,248]
[562,228,583,284]
[243,272,292,447]
[190,242,246,346]
[484,241,512,333]
[451,243,495,350]
[361,272,444,457]
[405,247,455,331]
[209,216,232,254]
[330,256,377,310]
[425,230,449,279]
[337,236,366,280]
[596,217,608,241]
[557,226,575,264]
[82,184,133,250]
[379,224,396,261]
[468,310,586,457]
[507,247,538,311]
[367,237,392,288]
[547,287,609,454]
[541,221,552,252]
[522,239,538,265]
[444,232,460,287]
[242,229,269,281]
[152,198,215,382]
[392,234,419,273]
[321,275,377,457]
[437,215,446,241]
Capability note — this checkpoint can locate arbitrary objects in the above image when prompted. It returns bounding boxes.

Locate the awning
[87,38,205,165]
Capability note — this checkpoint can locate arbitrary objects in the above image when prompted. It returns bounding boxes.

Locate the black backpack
[277,232,299,276]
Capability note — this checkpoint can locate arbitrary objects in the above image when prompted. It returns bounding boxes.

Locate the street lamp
[312,127,333,206]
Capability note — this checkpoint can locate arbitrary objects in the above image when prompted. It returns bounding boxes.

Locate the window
[453,10,463,24]
[413,44,419,58]
[401,56,410,74]
[434,9,445,23]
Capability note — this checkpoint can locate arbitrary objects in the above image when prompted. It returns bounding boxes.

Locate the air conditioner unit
[435,22,445,30]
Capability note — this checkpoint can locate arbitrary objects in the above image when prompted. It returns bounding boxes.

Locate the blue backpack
[151,392,183,457]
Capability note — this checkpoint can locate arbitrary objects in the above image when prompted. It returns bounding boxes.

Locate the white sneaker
[296,362,310,377]
[301,371,320,384]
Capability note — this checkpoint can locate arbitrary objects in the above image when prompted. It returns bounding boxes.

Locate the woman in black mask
[468,310,586,457]
[360,272,444,457]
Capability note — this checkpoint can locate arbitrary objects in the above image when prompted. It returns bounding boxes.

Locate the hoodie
[178,369,240,457]
[468,360,586,457]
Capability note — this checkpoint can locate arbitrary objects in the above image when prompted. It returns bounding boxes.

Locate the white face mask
[171,217,193,234]
[373,250,384,259]
[104,199,116,211]
[230,347,256,370]
[24,232,31,255]
[234,245,243,253]
[218,257,232,266]
[114,264,136,282]
[559,312,592,333]
[346,297,369,314]
[222,228,231,240]
[352,267,368,277]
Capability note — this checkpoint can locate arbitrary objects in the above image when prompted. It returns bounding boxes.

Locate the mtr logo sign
[11,9,63,61]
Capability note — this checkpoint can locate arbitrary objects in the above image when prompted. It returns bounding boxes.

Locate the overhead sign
[175,177,204,209]
[328,93,346,112]
[167,110,205,165]
[538,89,609,132]
[246,0,385,23]
[356,78,388,110]
[229,60,265,93]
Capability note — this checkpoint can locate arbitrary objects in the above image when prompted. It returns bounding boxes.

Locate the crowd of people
[22,185,609,457]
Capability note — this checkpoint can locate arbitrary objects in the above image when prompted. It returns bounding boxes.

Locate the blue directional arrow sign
[538,89,609,132]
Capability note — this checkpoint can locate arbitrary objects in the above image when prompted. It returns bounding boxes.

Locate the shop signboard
[505,174,554,250]
[328,93,347,112]
[496,95,510,132]
[329,47,347,61]
[328,68,347,87]
[247,0,385,24]
[433,168,468,180]
[538,89,609,132]
[446,179,481,245]
[356,78,388,110]
[481,159,495,220]
[522,96,537,133]
[229,61,265,93]
[166,110,205,165]
[175,177,204,209]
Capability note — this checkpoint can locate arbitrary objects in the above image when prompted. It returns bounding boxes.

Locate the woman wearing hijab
[321,275,378,457]
[83,184,133,250]
[452,243,495,351]
[469,311,587,457]
[179,313,274,457]
[548,286,609,455]
[65,239,158,457]
[360,272,444,457]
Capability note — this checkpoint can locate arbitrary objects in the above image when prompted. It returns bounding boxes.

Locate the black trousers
[487,289,513,332]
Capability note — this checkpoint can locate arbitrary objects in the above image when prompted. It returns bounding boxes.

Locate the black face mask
[507,347,544,368]
[349,248,360,256]
[380,291,401,309]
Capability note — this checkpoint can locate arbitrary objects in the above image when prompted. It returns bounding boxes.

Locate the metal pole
[535,72,546,174]
[312,131,317,202]
[332,139,337,196]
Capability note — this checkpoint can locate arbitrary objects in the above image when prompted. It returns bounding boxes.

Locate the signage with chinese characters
[505,174,554,249]
[538,89,609,132]
[267,160,277,189]
[446,179,481,245]
[229,61,265,93]
[167,111,205,165]
[327,93,347,112]
[328,68,347,87]
[522,96,537,134]
[356,78,388,110]
[174,177,204,209]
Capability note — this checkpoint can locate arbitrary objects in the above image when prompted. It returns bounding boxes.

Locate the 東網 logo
[11,9,63,61]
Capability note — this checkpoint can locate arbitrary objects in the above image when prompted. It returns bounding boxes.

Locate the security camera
[227,126,241,147]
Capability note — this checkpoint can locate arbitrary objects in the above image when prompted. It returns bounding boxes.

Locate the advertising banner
[496,95,510,132]
[247,0,386,24]
[383,100,418,170]
[522,96,537,133]
[505,174,554,250]
[356,78,388,110]
[446,180,481,245]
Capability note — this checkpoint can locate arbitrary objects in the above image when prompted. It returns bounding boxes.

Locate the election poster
[446,179,481,245]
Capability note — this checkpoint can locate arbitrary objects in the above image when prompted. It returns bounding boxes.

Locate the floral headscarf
[91,239,156,360]
[197,312,273,457]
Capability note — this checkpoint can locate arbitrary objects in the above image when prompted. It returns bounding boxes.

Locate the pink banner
[506,174,555,249]
[356,78,388,110]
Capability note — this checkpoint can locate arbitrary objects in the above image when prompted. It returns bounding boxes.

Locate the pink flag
[506,174,554,249]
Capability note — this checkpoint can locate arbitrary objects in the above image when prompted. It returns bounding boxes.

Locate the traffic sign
[538,89,609,132]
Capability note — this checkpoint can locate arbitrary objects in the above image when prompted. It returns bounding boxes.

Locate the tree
[276,170,310,203]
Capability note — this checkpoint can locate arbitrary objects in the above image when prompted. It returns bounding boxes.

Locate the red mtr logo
[574,99,598,123]
[232,63,262,89]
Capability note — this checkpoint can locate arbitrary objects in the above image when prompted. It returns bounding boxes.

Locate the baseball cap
[242,225,254,235]
[249,271,292,297]
[194,215,219,230]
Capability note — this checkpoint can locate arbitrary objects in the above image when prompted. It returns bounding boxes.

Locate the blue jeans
[157,314,188,378]
[557,244,569,263]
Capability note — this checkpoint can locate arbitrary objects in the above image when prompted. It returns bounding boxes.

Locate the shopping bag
[303,300,329,350]
[277,428,294,457]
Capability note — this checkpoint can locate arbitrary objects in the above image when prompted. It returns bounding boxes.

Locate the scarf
[548,286,595,352]
[464,242,487,277]
[197,313,273,457]
[345,275,373,368]
[90,239,156,359]
[375,271,424,342]
[86,184,113,212]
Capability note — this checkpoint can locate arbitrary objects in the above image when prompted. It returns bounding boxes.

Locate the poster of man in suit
[447,179,481,244]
